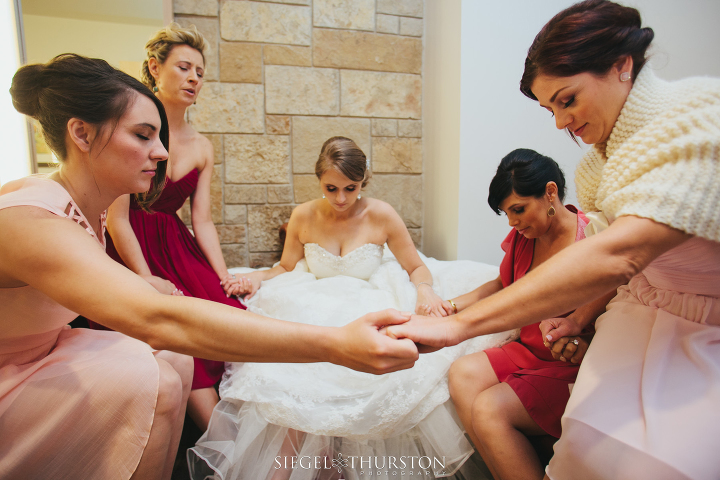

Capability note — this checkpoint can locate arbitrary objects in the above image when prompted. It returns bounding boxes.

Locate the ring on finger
[572,338,579,345]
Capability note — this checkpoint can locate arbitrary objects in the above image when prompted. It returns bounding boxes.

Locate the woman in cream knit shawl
[389,1,720,479]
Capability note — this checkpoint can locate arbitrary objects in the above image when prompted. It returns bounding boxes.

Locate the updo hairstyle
[10,53,169,210]
[488,148,566,215]
[315,137,371,188]
[520,0,654,100]
[141,22,207,90]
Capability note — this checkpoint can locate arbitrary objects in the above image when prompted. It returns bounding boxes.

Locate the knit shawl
[574,68,720,242]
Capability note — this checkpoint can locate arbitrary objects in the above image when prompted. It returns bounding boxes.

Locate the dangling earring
[357,193,362,199]
[620,72,631,82]
[547,206,556,217]
[152,86,159,93]
[322,194,326,199]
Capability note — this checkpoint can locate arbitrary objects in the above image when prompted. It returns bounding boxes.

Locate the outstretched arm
[0,206,418,374]
[384,203,451,317]
[388,215,689,347]
[237,206,307,299]
[450,275,504,313]
[190,143,248,297]
[107,195,181,295]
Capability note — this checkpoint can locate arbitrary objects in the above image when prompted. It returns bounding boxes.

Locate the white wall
[451,0,720,265]
[0,0,31,185]
[423,0,461,261]
[23,14,161,68]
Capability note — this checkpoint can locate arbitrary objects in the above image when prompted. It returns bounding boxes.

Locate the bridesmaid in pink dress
[389,1,720,479]
[101,23,248,431]
[0,54,418,480]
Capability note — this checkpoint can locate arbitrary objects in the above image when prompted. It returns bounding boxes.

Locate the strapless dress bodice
[304,243,384,280]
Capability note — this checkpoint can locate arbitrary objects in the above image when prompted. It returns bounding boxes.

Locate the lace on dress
[63,201,107,248]
[304,243,384,279]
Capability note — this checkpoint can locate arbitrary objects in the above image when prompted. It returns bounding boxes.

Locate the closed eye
[136,134,149,141]
[563,96,575,108]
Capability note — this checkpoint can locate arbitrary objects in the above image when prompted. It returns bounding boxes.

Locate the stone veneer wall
[174,0,424,268]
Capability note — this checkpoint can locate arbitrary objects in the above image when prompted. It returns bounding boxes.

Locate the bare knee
[154,358,186,418]
[448,352,493,403]
[155,351,193,395]
[471,388,509,437]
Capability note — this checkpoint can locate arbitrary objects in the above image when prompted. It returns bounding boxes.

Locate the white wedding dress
[188,244,516,480]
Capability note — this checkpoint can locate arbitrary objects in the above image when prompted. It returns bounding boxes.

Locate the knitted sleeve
[599,91,720,242]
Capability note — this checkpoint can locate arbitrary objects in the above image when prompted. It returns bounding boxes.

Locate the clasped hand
[220,272,260,298]
[539,317,590,364]
[338,309,420,374]
[415,286,455,317]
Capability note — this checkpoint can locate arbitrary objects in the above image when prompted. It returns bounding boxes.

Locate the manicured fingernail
[560,357,566,362]
[546,334,552,341]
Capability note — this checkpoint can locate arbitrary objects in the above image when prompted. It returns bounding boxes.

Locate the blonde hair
[315,137,371,188]
[141,23,207,89]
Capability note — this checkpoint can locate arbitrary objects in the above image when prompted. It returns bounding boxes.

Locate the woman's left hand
[549,336,589,364]
[415,285,453,317]
[220,273,251,298]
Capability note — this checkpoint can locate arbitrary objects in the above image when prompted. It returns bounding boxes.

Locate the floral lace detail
[63,201,107,249]
[304,243,383,280]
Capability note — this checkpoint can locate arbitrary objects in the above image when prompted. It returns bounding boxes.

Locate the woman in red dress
[447,149,612,480]
[101,24,250,431]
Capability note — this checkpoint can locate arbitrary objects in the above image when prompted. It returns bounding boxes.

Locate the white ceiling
[21,0,164,26]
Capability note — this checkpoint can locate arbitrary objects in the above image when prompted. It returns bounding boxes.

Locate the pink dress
[0,177,159,479]
[94,168,245,390]
[547,237,720,480]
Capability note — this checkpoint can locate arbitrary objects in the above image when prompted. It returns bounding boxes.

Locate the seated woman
[94,23,247,431]
[189,137,518,479]
[447,149,612,480]
[0,55,417,480]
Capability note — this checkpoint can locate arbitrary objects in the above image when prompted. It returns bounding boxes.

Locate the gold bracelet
[448,299,458,314]
[417,282,432,289]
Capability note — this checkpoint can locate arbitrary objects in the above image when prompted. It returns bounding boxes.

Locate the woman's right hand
[539,316,583,346]
[141,275,184,296]
[336,309,419,374]
[548,336,590,364]
[236,271,264,300]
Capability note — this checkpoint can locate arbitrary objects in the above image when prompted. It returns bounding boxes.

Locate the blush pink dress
[547,237,720,480]
[0,177,160,479]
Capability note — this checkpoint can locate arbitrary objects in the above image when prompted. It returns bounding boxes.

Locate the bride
[189,137,515,479]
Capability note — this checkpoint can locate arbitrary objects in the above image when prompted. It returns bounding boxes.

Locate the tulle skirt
[189,250,516,479]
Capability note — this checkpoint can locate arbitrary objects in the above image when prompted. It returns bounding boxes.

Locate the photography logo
[274,453,447,476]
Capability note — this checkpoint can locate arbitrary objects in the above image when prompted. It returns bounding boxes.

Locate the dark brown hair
[10,54,169,210]
[315,136,370,188]
[488,148,566,215]
[520,0,654,100]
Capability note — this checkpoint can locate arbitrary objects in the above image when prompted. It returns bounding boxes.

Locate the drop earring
[620,72,631,82]
[357,193,362,199]
[322,194,326,199]
[547,206,556,217]
[152,86,159,93]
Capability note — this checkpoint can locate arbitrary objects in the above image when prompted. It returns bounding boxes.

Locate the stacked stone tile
[174,0,423,267]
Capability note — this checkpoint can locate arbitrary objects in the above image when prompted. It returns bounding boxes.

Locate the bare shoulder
[365,198,401,222]
[0,177,29,195]
[290,200,319,222]
[0,206,77,282]
[195,131,214,168]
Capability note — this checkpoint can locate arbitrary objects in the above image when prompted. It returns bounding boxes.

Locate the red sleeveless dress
[485,205,589,438]
[96,169,246,390]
